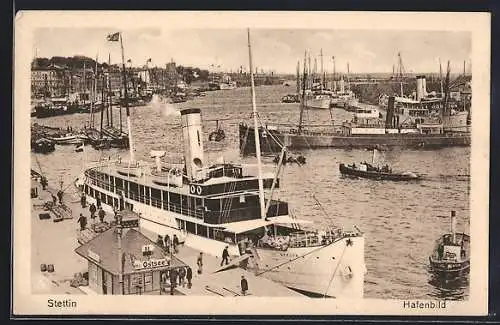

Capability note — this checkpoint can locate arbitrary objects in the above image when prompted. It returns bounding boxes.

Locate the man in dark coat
[80,193,86,208]
[98,207,105,223]
[186,267,193,289]
[169,268,178,295]
[57,190,64,204]
[164,235,171,254]
[173,234,179,253]
[197,252,203,274]
[77,213,87,231]
[156,235,165,249]
[40,176,48,190]
[89,203,97,223]
[240,275,248,296]
[96,197,101,209]
[221,246,230,266]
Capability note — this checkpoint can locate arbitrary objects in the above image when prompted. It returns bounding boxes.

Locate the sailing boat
[339,148,420,181]
[79,29,366,298]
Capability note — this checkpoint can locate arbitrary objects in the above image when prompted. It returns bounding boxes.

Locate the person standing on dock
[156,235,165,249]
[221,246,230,266]
[89,203,97,223]
[96,197,101,209]
[98,207,105,223]
[80,193,87,208]
[240,275,248,296]
[51,193,57,205]
[173,234,179,253]
[186,267,192,289]
[178,266,186,287]
[57,190,63,205]
[169,268,178,295]
[40,176,48,190]
[77,213,87,231]
[164,235,171,254]
[197,252,203,274]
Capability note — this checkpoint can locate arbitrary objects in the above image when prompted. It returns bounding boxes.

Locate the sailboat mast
[247,29,266,220]
[439,58,443,96]
[83,61,86,106]
[298,50,307,134]
[120,33,134,161]
[320,48,324,90]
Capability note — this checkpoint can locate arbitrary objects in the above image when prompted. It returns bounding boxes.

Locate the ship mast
[320,48,324,90]
[298,50,307,134]
[119,33,135,162]
[247,29,266,220]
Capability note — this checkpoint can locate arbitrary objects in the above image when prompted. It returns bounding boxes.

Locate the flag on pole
[146,58,152,63]
[127,59,132,63]
[107,32,120,42]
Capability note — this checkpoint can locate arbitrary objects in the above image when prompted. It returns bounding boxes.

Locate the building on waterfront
[31,63,68,98]
[75,213,187,295]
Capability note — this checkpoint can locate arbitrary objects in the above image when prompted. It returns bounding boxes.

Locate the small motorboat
[281,94,300,103]
[339,163,419,181]
[75,142,84,152]
[273,151,306,165]
[31,138,55,154]
[429,210,470,274]
[339,148,419,181]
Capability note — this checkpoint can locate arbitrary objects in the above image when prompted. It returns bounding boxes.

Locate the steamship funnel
[180,108,205,181]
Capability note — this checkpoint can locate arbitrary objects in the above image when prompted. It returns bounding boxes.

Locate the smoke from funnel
[150,94,181,117]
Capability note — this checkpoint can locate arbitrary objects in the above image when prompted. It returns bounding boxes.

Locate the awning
[219,216,313,234]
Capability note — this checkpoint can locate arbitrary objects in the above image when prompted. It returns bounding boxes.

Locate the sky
[33,28,471,74]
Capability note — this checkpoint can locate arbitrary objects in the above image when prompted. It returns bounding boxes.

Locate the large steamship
[79,31,366,298]
[240,74,470,155]
[80,107,366,298]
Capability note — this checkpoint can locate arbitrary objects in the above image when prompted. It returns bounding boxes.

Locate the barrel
[47,264,55,273]
[40,264,47,272]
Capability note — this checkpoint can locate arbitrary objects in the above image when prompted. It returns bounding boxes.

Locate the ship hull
[82,184,365,299]
[305,97,330,110]
[239,124,471,155]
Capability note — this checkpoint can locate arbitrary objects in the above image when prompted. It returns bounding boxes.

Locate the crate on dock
[52,204,73,222]
[38,212,51,220]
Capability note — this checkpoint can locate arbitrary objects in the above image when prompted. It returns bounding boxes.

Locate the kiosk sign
[133,258,169,270]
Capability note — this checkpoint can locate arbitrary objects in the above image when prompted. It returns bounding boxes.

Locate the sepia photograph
[13,11,490,316]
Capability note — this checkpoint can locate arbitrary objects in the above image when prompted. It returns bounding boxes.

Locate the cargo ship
[240,72,470,155]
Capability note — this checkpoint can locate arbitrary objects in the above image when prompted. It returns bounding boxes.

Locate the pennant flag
[127,59,132,63]
[146,58,152,63]
[106,32,120,42]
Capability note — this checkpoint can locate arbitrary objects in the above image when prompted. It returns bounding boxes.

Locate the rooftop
[75,226,187,275]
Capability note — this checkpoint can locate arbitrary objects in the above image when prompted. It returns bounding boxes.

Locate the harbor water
[31,85,470,300]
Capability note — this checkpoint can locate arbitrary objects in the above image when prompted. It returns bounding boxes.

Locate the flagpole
[119,33,135,163]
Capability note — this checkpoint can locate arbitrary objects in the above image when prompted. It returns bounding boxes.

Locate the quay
[30,176,303,297]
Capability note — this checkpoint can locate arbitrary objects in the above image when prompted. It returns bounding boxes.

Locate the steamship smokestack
[180,108,205,181]
[450,210,457,244]
[386,96,395,128]
[416,75,427,101]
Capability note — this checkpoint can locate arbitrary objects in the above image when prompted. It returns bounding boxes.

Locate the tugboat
[339,149,420,181]
[429,210,470,274]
